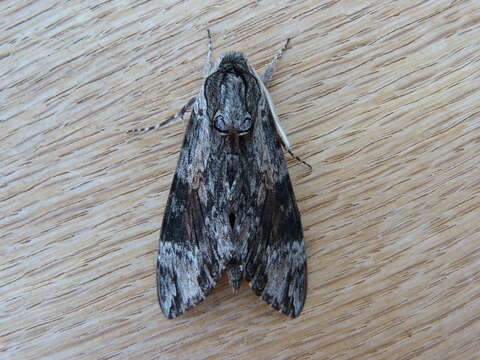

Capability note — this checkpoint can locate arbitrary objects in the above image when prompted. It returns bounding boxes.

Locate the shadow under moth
[129,31,307,318]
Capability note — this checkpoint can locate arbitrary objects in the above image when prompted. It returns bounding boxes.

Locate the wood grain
[1,1,480,359]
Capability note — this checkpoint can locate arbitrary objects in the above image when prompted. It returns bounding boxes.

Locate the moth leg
[285,147,312,170]
[203,29,213,76]
[261,38,291,86]
[254,38,293,150]
[127,97,196,134]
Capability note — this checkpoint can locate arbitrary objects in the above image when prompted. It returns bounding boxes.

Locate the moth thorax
[211,72,256,136]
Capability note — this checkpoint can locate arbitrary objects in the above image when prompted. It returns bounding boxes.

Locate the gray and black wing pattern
[156,51,306,319]
[156,110,227,318]
[242,99,306,318]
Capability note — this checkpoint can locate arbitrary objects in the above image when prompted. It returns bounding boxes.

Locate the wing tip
[163,293,207,319]
[157,258,226,319]
[248,258,307,318]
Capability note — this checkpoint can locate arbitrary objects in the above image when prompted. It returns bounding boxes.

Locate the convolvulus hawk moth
[129,31,307,318]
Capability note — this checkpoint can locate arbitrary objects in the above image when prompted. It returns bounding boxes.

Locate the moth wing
[245,176,307,317]
[156,111,224,319]
[244,107,307,318]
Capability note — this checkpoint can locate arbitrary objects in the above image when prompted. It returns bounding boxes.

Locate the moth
[129,31,307,318]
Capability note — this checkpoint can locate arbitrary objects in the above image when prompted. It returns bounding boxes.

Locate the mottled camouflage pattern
[156,50,306,319]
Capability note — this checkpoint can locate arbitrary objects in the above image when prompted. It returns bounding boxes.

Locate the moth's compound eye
[213,112,254,135]
[238,114,253,134]
[213,114,228,134]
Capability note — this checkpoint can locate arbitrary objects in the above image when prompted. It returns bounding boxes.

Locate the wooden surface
[1,1,480,359]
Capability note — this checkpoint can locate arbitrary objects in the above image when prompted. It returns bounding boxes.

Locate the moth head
[204,52,261,136]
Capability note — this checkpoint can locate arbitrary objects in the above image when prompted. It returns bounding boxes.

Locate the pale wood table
[2,1,480,359]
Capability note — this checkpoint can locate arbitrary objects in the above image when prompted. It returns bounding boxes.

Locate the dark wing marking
[244,176,306,317]
[156,110,225,318]
[243,104,306,318]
